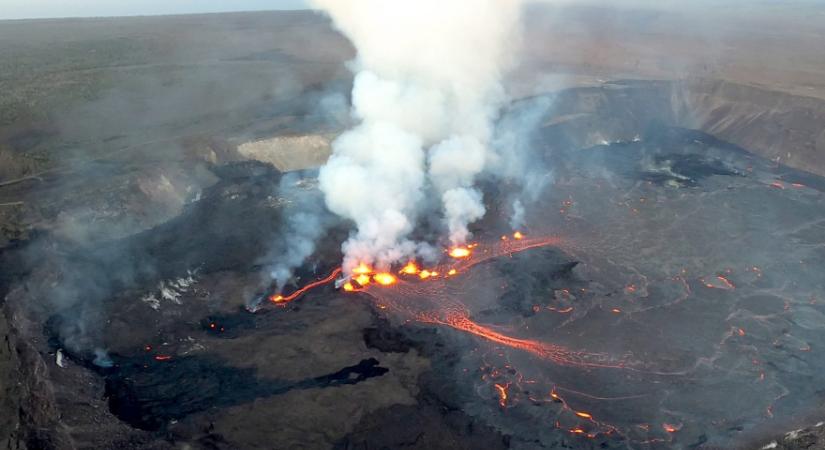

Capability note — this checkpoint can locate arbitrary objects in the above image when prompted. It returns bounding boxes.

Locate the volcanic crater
[4,91,825,448]
[2,8,825,450]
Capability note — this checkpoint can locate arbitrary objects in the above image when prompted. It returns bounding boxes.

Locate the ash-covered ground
[3,108,825,448]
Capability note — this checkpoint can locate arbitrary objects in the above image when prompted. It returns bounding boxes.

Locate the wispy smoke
[311,0,523,272]
[510,199,526,230]
[267,173,330,293]
[492,95,556,230]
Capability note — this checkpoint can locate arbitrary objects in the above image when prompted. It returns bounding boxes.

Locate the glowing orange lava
[400,261,419,275]
[269,267,343,305]
[701,274,736,290]
[342,234,625,370]
[338,235,640,375]
[662,423,681,433]
[354,273,371,287]
[449,247,472,258]
[353,263,372,275]
[373,273,397,286]
[716,275,735,289]
[417,312,617,368]
[494,383,509,407]
[250,232,691,444]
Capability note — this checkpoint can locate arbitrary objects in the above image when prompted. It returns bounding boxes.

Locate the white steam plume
[493,95,557,230]
[312,0,523,272]
[268,173,328,293]
[510,199,526,230]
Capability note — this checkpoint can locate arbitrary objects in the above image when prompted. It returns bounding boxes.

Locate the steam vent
[3,3,825,449]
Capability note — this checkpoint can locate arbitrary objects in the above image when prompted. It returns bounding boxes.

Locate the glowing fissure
[416,311,618,368]
[346,233,629,369]
[246,233,683,443]
[268,267,342,305]
[260,234,624,370]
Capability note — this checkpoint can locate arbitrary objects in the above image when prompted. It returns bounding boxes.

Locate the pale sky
[4,1,820,21]
[0,0,311,20]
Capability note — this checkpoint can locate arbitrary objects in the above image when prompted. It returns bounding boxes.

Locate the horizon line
[0,8,321,23]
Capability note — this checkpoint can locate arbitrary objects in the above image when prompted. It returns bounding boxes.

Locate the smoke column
[268,173,329,294]
[311,0,522,273]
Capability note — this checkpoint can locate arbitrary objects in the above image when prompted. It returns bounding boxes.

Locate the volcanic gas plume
[310,0,522,273]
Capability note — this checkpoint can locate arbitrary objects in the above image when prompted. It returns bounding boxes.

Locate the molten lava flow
[716,275,735,289]
[449,246,472,258]
[417,311,618,368]
[702,274,736,290]
[335,230,669,443]
[353,263,372,275]
[494,383,509,408]
[268,267,342,305]
[354,273,371,287]
[400,261,419,275]
[333,234,677,443]
[373,272,397,286]
[343,234,624,368]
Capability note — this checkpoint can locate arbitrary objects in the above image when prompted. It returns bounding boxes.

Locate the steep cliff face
[237,133,335,172]
[0,306,21,450]
[677,79,825,177]
[531,79,825,178]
